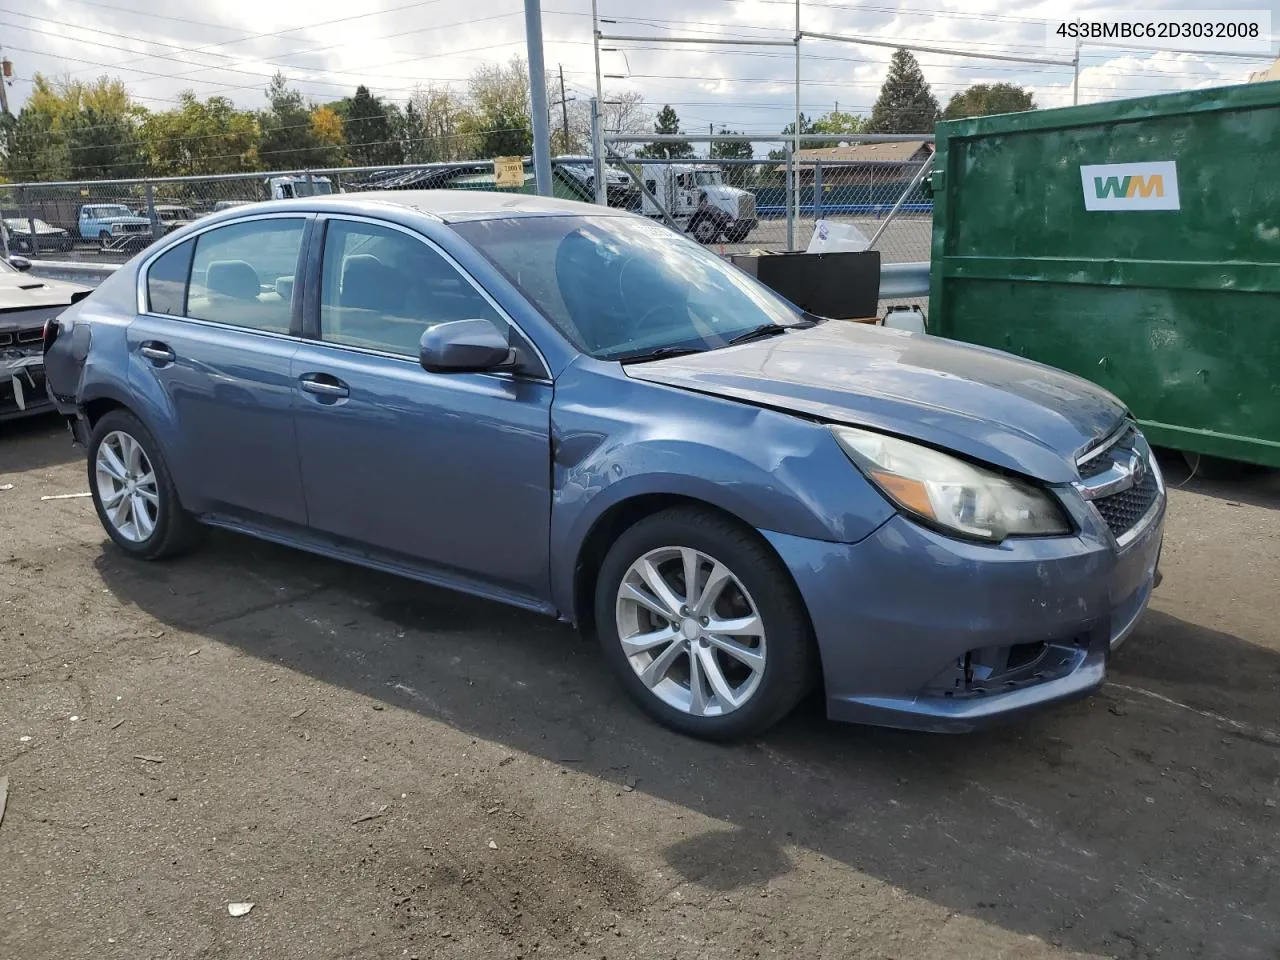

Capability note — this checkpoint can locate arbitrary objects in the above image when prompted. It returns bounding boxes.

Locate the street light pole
[525,0,553,197]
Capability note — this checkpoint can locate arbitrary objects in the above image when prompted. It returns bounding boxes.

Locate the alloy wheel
[94,430,160,543]
[615,546,766,717]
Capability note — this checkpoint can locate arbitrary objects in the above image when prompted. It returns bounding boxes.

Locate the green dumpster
[928,81,1280,467]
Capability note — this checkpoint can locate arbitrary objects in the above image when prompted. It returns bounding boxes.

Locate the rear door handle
[299,374,349,399]
[140,341,175,365]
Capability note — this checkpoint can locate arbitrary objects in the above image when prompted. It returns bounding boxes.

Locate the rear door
[290,215,554,603]
[128,214,311,524]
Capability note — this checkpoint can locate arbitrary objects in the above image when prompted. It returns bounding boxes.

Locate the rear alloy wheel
[88,410,197,560]
[595,507,815,740]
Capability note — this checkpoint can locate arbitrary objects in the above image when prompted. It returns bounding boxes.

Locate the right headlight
[831,425,1071,543]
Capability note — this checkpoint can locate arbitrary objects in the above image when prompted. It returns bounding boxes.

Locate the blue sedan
[42,192,1165,740]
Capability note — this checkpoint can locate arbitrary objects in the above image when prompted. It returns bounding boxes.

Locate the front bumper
[765,500,1164,732]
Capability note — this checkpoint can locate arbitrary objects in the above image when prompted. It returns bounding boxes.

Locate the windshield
[694,171,723,186]
[95,205,133,218]
[294,180,334,197]
[452,214,804,360]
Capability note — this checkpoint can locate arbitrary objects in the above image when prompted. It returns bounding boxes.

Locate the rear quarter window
[146,239,194,316]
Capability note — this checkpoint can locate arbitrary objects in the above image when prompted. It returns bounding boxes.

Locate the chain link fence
[2,146,933,283]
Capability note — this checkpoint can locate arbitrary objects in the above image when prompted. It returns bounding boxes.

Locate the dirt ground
[1,414,1278,960]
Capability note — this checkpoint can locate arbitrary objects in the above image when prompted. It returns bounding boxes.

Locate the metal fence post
[785,144,794,252]
[144,182,164,242]
[23,184,39,258]
[813,160,823,223]
[591,100,607,206]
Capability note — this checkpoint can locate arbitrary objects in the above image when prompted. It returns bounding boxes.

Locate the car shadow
[1154,448,1280,511]
[93,531,1280,958]
[0,413,79,474]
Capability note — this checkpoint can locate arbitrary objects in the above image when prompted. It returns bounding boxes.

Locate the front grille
[114,223,150,235]
[1092,469,1160,538]
[1078,425,1135,478]
[738,194,756,220]
[0,328,42,347]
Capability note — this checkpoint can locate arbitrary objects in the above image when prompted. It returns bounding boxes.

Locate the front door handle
[299,374,349,399]
[139,341,175,365]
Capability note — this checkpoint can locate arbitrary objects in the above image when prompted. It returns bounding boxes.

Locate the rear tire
[594,506,816,741]
[87,410,198,560]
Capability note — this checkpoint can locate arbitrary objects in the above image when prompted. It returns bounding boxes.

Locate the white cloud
[7,0,1274,140]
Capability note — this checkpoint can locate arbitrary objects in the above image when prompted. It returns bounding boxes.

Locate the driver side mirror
[7,254,31,273]
[419,318,517,374]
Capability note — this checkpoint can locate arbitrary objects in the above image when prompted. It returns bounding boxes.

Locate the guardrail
[29,258,931,302]
[27,260,121,286]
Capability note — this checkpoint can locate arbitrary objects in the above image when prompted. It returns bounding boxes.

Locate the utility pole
[525,0,553,196]
[0,56,11,116]
[558,65,571,154]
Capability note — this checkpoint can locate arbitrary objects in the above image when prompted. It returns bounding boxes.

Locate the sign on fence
[494,157,524,188]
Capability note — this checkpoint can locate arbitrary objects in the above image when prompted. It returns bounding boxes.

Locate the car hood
[624,322,1127,483]
[0,273,87,319]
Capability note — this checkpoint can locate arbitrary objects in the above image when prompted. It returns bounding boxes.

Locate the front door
[291,217,553,603]
[127,215,310,524]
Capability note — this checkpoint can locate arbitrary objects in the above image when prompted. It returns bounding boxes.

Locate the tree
[341,85,402,167]
[259,73,329,168]
[141,92,260,176]
[812,110,864,141]
[4,73,146,181]
[64,107,144,179]
[399,100,426,162]
[309,105,346,167]
[3,107,65,181]
[637,105,693,159]
[466,58,532,158]
[710,128,752,161]
[409,84,475,161]
[866,49,940,134]
[943,83,1036,120]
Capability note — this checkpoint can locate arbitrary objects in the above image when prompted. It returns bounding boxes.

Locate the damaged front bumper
[1,349,52,421]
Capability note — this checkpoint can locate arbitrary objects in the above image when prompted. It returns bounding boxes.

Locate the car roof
[286,189,628,224]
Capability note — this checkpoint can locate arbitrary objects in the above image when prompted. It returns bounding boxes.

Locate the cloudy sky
[8,0,1278,142]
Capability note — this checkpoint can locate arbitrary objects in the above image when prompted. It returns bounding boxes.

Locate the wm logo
[1094,175,1165,199]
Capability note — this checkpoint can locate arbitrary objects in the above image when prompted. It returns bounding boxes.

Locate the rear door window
[186,218,305,334]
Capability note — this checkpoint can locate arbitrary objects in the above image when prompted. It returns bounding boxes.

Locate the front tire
[691,217,720,244]
[88,410,198,560]
[594,507,816,741]
[98,230,112,250]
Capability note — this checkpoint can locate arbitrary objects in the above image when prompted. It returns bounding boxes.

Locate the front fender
[548,359,895,615]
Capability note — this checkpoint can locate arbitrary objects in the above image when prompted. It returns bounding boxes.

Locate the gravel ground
[1,414,1278,960]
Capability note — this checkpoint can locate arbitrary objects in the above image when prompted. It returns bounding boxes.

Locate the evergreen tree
[64,106,144,179]
[342,85,403,167]
[637,105,694,159]
[710,128,752,161]
[866,49,940,134]
[260,73,329,168]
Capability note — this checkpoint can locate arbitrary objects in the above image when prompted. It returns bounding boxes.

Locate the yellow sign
[494,157,525,188]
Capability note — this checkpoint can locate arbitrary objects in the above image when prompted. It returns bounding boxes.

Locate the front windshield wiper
[613,345,707,363]
[725,323,790,346]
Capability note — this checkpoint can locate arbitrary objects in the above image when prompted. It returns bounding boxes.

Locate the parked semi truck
[637,164,757,244]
